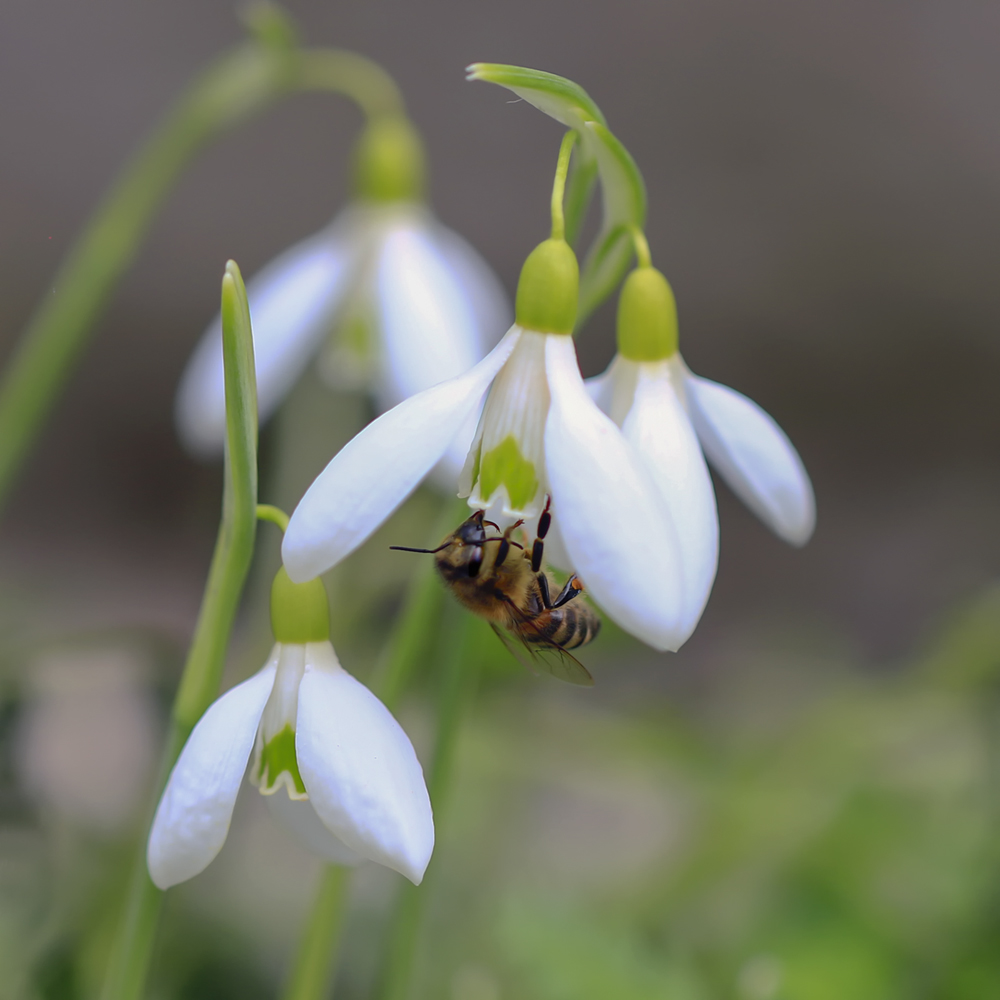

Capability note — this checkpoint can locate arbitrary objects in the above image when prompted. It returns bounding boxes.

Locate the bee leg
[550,574,585,609]
[495,519,524,568]
[531,495,553,573]
[537,572,584,610]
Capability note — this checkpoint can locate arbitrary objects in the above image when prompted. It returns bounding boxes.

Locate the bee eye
[467,546,483,578]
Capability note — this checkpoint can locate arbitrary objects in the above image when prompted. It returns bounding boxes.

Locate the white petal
[282,327,520,582]
[295,644,433,884]
[428,221,511,355]
[175,222,355,457]
[619,359,719,638]
[427,400,484,493]
[584,365,615,411]
[264,792,365,867]
[373,224,491,411]
[543,337,687,652]
[685,373,816,546]
[147,661,277,889]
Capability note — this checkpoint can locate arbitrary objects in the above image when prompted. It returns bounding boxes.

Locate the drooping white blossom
[283,240,690,652]
[175,202,510,484]
[585,265,815,641]
[147,640,433,888]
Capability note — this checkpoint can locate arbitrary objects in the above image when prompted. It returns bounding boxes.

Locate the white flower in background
[283,239,691,652]
[175,118,510,482]
[17,647,159,834]
[147,570,433,889]
[588,265,815,637]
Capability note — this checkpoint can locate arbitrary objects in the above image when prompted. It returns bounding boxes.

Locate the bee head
[454,511,487,577]
[455,511,488,546]
[390,510,493,580]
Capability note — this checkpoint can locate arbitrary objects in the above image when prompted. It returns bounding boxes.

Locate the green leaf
[173,261,259,732]
[467,63,647,325]
[563,145,598,249]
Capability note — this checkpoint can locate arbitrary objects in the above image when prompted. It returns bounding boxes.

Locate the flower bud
[514,238,578,335]
[616,266,679,361]
[270,567,330,643]
[352,117,425,203]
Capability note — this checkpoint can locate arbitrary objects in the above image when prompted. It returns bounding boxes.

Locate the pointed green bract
[617,267,679,362]
[515,239,579,335]
[271,567,331,643]
[258,724,307,795]
[174,261,259,732]
[479,436,540,512]
[467,63,646,327]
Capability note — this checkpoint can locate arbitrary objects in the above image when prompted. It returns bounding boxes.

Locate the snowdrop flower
[175,117,510,481]
[588,263,815,637]
[147,568,433,889]
[283,237,691,652]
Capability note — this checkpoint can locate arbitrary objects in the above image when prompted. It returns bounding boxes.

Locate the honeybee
[391,498,600,685]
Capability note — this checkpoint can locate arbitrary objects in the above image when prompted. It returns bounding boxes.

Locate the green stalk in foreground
[278,499,461,1000]
[0,5,404,515]
[98,261,258,1000]
[377,606,481,1000]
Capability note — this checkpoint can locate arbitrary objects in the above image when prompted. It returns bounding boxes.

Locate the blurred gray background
[2,0,999,670]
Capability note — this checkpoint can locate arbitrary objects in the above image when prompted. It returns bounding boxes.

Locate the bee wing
[489,604,595,688]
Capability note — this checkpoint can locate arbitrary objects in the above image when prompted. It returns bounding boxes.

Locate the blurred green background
[1,1,1000,997]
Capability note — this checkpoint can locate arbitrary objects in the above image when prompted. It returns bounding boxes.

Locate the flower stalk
[0,8,407,517]
[377,606,482,1000]
[281,865,352,1000]
[99,261,258,1000]
[275,499,461,1000]
[550,130,578,242]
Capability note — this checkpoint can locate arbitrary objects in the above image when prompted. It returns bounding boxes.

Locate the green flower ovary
[352,117,425,203]
[616,266,679,362]
[271,568,330,644]
[478,435,539,512]
[257,724,306,796]
[514,239,579,335]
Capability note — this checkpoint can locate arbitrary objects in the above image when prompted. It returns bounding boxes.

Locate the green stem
[0,37,405,516]
[281,865,352,1000]
[257,503,291,532]
[99,263,258,1000]
[377,606,480,1000]
[550,131,578,242]
[374,497,467,710]
[274,496,461,1000]
[628,224,652,269]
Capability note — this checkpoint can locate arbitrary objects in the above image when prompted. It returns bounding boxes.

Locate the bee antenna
[389,543,451,554]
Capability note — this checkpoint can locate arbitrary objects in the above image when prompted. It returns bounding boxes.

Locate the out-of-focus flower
[175,117,510,482]
[16,647,159,833]
[283,239,690,652]
[147,569,433,889]
[589,265,815,638]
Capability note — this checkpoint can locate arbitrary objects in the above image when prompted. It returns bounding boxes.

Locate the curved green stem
[0,34,406,516]
[628,224,652,269]
[281,865,352,1000]
[294,48,404,118]
[257,503,291,533]
[99,263,258,1000]
[377,606,481,1000]
[550,131,578,242]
